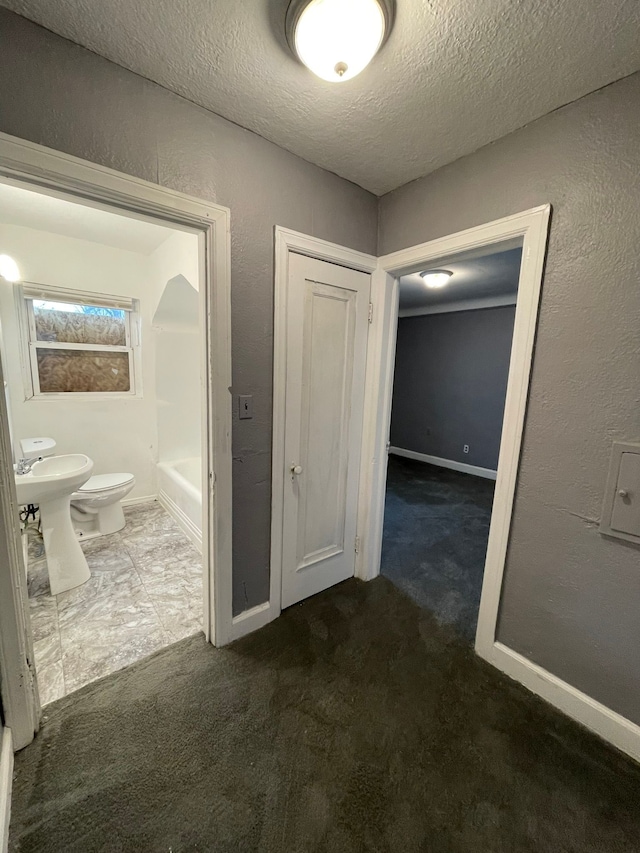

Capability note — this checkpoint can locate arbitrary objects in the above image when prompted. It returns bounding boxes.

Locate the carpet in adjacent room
[381,454,495,642]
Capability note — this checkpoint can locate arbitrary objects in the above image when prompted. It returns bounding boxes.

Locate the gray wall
[0,9,377,616]
[380,72,640,725]
[2,7,640,726]
[390,306,515,471]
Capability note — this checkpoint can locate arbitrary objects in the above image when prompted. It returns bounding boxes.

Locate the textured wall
[3,7,638,726]
[2,0,639,195]
[0,9,377,615]
[390,307,515,471]
[380,72,640,724]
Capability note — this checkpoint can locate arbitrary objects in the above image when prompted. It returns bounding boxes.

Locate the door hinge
[355,535,360,554]
[368,302,373,324]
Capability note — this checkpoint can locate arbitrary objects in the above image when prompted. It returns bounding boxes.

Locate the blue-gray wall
[390,306,515,471]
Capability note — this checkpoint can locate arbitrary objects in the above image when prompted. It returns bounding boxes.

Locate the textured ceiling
[0,181,175,253]
[399,247,522,311]
[2,0,640,195]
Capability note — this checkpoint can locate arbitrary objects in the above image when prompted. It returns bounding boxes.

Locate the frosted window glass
[36,349,131,393]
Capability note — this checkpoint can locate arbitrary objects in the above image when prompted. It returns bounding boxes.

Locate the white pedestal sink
[16,454,94,595]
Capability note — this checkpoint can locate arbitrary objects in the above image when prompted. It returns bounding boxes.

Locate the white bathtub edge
[159,489,203,554]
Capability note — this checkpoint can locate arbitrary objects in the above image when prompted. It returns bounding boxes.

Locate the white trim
[0,335,39,749]
[228,601,276,643]
[357,206,552,662]
[0,728,13,853]
[270,227,378,617]
[355,268,398,583]
[0,131,234,748]
[202,211,233,647]
[484,642,640,764]
[28,341,132,353]
[389,446,497,480]
[274,227,380,274]
[398,293,517,318]
[22,282,135,311]
[158,489,202,552]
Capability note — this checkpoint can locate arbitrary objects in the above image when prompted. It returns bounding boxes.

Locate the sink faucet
[16,457,41,475]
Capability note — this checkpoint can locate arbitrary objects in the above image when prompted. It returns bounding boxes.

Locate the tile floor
[26,500,203,705]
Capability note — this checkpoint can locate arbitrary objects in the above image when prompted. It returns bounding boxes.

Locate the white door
[281,252,371,608]
[0,348,39,749]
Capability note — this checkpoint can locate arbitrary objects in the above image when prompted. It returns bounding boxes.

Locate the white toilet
[19,437,135,540]
[70,472,136,538]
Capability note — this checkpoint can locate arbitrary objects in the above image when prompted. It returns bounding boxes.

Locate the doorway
[0,181,210,703]
[269,212,549,645]
[357,206,550,661]
[0,132,232,750]
[381,246,522,642]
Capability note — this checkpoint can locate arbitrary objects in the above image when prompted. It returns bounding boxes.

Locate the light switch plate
[600,441,640,544]
[238,394,253,420]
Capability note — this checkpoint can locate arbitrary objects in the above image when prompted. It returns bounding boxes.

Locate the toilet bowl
[70,472,135,538]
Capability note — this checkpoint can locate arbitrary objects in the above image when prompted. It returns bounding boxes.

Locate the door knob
[290,463,303,475]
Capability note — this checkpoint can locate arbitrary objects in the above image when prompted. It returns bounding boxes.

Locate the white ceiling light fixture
[0,254,21,283]
[420,269,453,289]
[286,0,395,83]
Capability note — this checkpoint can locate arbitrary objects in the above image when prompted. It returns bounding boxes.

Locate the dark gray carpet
[381,455,495,642]
[10,577,640,852]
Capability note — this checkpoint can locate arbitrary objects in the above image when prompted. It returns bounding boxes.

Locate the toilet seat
[75,473,135,495]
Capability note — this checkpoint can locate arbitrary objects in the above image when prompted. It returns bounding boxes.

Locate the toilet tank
[20,437,57,460]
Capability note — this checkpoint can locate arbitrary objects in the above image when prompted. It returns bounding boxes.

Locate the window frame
[18,289,142,401]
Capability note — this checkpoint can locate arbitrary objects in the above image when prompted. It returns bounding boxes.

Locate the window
[20,286,140,397]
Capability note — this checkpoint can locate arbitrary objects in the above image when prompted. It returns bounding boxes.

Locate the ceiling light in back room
[420,270,453,289]
[286,0,395,83]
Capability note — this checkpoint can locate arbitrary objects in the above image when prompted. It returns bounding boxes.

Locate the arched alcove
[153,274,201,463]
[151,274,199,333]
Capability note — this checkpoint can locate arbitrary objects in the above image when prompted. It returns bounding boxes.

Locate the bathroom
[0,181,205,704]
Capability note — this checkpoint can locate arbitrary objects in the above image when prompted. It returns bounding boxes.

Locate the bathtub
[157,457,203,552]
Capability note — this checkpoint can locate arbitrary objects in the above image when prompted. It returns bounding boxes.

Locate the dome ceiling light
[420,270,453,289]
[286,0,395,83]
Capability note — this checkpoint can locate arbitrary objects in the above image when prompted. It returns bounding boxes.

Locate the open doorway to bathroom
[0,180,207,704]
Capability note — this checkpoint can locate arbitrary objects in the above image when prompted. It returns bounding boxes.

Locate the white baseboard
[389,446,497,480]
[0,728,13,853]
[158,490,202,553]
[121,494,159,508]
[228,601,277,643]
[484,641,640,764]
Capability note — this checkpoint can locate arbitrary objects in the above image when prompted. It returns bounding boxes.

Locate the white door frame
[268,227,378,618]
[0,131,234,749]
[357,205,551,659]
